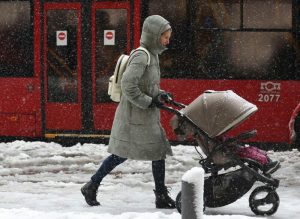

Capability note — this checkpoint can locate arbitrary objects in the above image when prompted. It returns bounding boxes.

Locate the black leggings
[91,154,165,192]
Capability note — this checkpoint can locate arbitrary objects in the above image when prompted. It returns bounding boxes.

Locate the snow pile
[0,141,299,219]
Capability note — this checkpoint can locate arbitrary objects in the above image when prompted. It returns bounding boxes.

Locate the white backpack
[108,47,151,102]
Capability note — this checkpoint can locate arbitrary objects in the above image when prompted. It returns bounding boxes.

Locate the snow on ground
[0,141,299,219]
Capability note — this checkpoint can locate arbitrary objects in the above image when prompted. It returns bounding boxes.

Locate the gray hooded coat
[107,15,173,161]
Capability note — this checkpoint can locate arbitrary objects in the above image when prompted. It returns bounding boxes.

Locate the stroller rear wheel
[175,191,205,214]
[175,191,182,213]
[249,186,279,216]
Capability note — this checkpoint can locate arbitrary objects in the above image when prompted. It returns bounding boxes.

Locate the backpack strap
[130,46,151,66]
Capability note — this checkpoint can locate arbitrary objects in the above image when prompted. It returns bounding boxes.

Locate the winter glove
[149,94,164,108]
[149,91,173,108]
[159,91,173,103]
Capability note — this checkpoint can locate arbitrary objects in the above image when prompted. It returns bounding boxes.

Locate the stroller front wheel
[175,191,182,213]
[249,186,280,216]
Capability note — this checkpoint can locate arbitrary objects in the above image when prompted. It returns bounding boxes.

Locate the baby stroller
[161,90,280,216]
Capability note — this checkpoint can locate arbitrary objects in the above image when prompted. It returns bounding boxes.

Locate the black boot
[153,187,176,209]
[81,180,100,206]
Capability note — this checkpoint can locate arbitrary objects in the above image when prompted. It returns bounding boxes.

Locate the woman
[81,15,175,209]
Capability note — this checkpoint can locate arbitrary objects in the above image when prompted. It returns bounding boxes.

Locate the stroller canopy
[182,90,258,138]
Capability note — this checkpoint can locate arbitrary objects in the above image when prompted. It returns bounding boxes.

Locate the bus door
[44,3,82,131]
[43,1,130,136]
[91,2,130,131]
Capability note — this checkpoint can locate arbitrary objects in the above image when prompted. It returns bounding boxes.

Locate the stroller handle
[168,100,186,109]
[157,98,185,111]
[157,97,186,109]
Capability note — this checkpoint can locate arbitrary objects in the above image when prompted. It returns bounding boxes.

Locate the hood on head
[140,15,171,55]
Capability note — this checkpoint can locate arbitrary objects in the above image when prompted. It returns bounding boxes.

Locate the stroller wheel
[176,191,182,213]
[175,190,206,214]
[249,186,279,216]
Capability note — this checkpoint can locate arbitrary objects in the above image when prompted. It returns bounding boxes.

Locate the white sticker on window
[56,30,67,46]
[104,30,115,45]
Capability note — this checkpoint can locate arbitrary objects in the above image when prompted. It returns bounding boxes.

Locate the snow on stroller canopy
[182,90,258,138]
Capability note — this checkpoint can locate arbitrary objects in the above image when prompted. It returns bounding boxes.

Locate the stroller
[161,90,280,216]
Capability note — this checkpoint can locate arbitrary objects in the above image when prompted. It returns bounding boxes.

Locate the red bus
[0,0,299,148]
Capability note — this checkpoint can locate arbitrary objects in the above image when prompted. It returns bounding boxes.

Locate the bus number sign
[258,82,281,102]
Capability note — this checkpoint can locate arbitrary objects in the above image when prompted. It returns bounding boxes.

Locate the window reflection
[224,32,296,79]
[95,9,127,103]
[46,10,78,103]
[244,0,292,29]
[146,0,297,80]
[192,0,240,29]
[0,1,33,77]
[148,0,189,77]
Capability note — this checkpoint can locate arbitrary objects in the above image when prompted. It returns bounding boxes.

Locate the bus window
[46,10,78,103]
[95,9,128,103]
[223,32,296,80]
[147,0,189,78]
[146,0,239,78]
[243,0,292,29]
[192,0,240,29]
[145,0,297,80]
[0,1,33,77]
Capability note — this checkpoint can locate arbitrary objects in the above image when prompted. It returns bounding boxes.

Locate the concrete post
[181,167,205,219]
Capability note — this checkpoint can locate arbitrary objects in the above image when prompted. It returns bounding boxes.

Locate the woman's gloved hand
[160,91,173,102]
[149,91,173,108]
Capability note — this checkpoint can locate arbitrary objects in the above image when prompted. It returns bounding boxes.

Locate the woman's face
[160,30,172,46]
